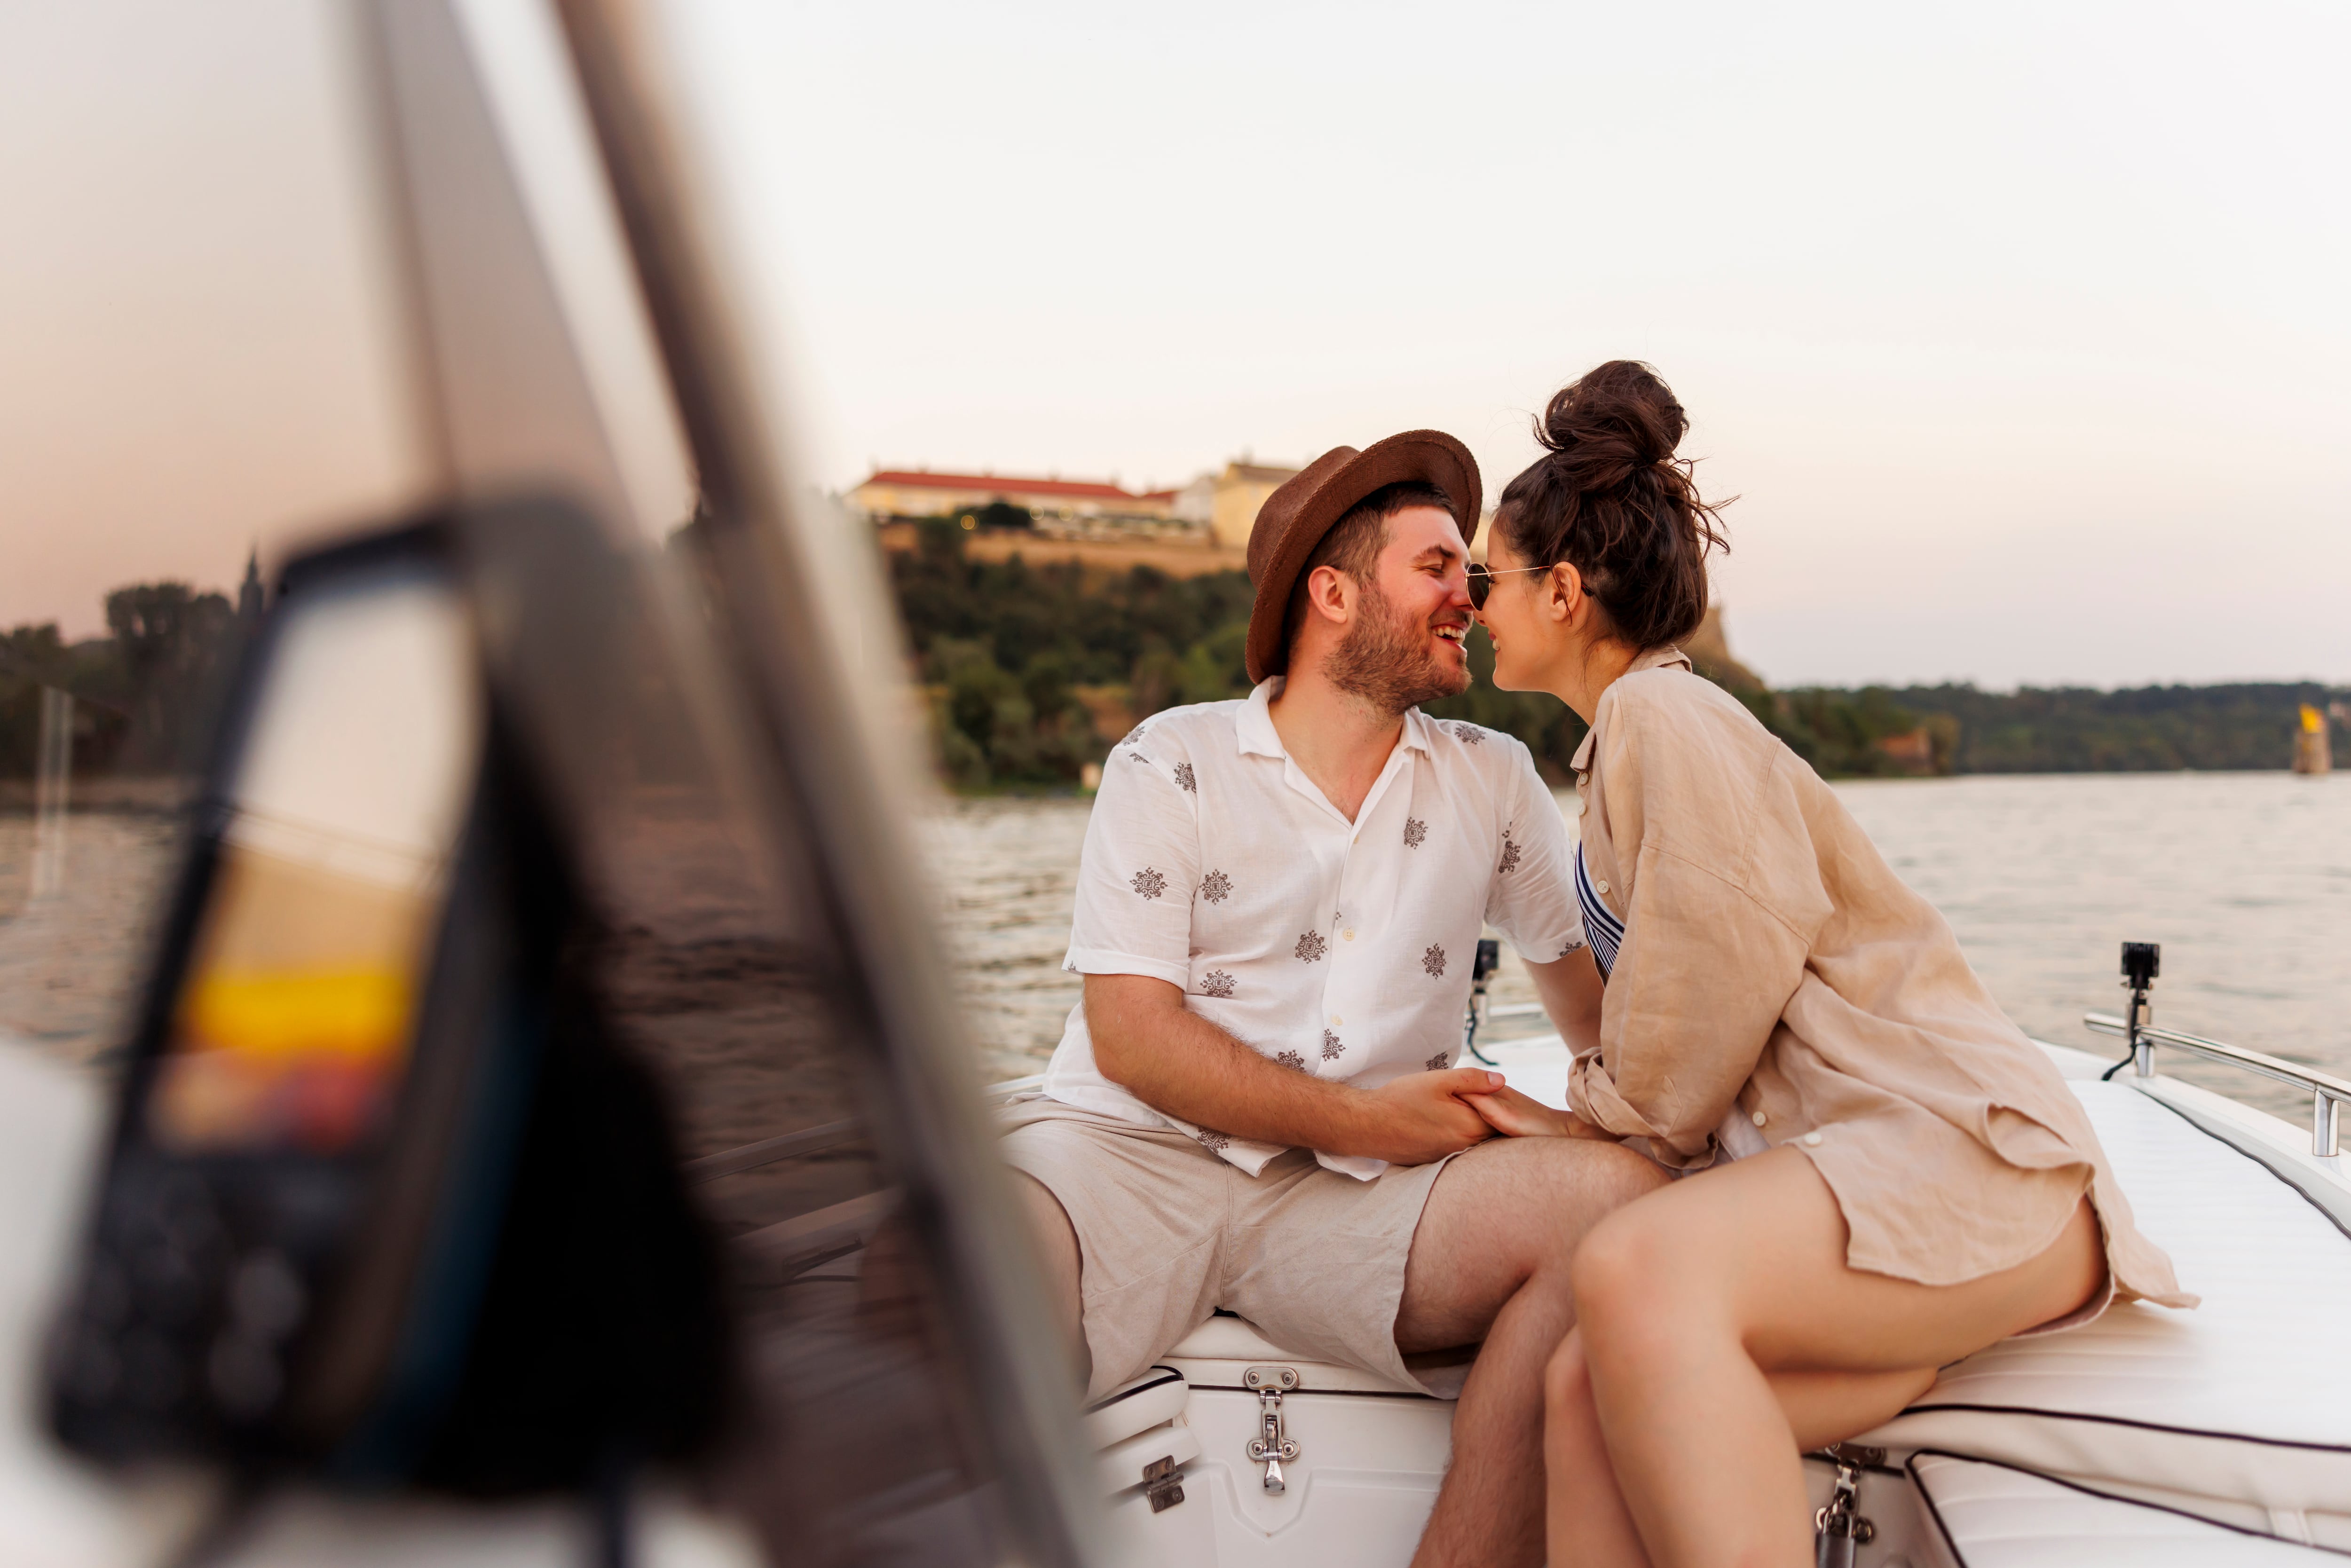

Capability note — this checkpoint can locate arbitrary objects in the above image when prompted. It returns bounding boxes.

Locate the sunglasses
[1465,562,1553,610]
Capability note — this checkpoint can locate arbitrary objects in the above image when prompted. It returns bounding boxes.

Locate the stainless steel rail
[2084,1010,2348,1159]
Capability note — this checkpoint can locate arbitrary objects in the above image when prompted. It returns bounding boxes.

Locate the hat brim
[1244,431,1482,684]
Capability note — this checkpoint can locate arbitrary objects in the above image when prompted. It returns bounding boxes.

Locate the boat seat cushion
[1910,1453,2339,1565]
[1870,1082,2351,1526]
[1160,1313,1430,1395]
[1082,1366,1187,1451]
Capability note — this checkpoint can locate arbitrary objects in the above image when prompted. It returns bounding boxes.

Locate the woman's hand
[1460,1084,1610,1141]
[1355,1069,1503,1165]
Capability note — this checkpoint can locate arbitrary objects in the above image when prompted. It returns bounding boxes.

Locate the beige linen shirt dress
[1568,647,2191,1307]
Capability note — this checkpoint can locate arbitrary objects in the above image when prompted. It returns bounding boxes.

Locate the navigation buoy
[2292,704,2331,775]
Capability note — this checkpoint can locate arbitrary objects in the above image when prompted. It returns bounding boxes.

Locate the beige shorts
[997,1096,1453,1403]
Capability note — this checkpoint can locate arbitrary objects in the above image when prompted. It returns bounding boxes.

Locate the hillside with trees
[1,581,251,782]
[880,524,2343,790]
[4,530,2336,793]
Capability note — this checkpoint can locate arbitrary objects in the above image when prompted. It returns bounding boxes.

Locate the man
[1000,431,1665,1567]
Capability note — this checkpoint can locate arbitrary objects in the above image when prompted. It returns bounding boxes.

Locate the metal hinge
[1140,1453,1185,1513]
[1813,1443,1884,1568]
[1242,1365,1301,1492]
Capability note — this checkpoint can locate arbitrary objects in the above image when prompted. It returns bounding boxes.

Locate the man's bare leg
[1397,1135,1670,1568]
[1011,1171,1091,1391]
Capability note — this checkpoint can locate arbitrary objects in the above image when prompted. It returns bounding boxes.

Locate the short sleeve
[1482,741,1586,961]
[1063,734,1200,988]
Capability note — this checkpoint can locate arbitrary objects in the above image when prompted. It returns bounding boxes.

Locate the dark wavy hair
[1493,361,1730,652]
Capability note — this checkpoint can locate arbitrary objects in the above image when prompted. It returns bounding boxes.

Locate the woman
[1458,361,2192,1568]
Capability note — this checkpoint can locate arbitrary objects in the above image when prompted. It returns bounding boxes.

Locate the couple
[1000,362,2191,1567]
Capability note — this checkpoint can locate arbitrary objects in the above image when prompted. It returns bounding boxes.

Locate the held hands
[1360,1071,1612,1163]
[1459,1083,1609,1141]
[1358,1069,1510,1165]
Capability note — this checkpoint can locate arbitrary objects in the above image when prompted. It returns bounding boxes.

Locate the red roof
[861,469,1137,502]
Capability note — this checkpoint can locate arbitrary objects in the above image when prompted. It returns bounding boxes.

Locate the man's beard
[1322,580,1471,714]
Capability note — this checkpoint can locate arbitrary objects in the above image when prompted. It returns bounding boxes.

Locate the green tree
[104,581,239,772]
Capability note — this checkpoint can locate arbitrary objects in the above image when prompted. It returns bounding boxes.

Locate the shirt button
[1595,879,1610,895]
[1801,1131,1823,1148]
[1751,1110,1767,1127]
[1343,930,1356,941]
[1578,798,1589,817]
[1330,1014,1343,1026]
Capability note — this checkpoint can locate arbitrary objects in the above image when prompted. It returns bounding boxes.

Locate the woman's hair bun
[1496,360,1729,653]
[1537,359,1687,473]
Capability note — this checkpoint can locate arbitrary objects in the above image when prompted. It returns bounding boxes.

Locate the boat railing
[2084,1010,2348,1160]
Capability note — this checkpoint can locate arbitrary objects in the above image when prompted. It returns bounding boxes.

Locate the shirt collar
[1236,678,1287,757]
[1571,644,1692,774]
[1235,678,1439,759]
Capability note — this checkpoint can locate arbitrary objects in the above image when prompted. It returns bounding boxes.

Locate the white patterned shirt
[1043,678,1585,1180]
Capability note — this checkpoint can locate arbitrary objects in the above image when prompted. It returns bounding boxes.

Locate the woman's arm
[1564,687,1829,1166]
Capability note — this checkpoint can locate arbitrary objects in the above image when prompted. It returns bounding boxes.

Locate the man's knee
[1496,1133,1669,1202]
[1489,1136,1670,1257]
[1585,1138,1674,1209]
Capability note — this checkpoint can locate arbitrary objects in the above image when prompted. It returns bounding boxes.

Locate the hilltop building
[1167,473,1217,529]
[848,456,1307,549]
[1207,461,1301,549]
[847,469,1168,529]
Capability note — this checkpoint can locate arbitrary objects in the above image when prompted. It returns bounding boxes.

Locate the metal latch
[1140,1454,1185,1513]
[1813,1443,1883,1568]
[1242,1365,1301,1492]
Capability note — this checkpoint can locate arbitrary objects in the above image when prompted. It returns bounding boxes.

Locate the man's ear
[1301,563,1355,630]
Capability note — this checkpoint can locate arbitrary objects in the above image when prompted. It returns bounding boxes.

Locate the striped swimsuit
[1574,840,1625,982]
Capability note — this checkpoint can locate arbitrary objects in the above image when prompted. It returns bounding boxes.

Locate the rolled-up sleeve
[1483,741,1585,961]
[1564,689,1823,1166]
[1567,845,1809,1164]
[1063,743,1199,988]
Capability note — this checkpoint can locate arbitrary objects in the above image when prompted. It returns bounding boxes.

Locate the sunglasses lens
[1467,567,1489,609]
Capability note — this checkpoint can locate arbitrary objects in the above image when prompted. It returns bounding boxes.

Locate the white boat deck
[8,1026,2351,1564]
[1475,1029,2351,1559]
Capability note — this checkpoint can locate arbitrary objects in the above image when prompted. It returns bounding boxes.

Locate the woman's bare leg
[1543,1334,1938,1568]
[1545,1332,1648,1568]
[1557,1149,2101,1568]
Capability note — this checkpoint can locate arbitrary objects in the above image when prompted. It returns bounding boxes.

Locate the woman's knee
[1570,1202,1683,1332]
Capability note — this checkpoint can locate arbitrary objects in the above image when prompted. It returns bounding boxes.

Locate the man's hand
[1358,1069,1507,1166]
[1089,975,1511,1164]
[1460,1082,1611,1141]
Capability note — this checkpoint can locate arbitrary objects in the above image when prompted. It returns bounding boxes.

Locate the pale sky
[4,0,2346,691]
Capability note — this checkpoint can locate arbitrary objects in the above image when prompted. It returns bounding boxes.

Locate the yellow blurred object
[180,967,414,1065]
[2294,704,2332,774]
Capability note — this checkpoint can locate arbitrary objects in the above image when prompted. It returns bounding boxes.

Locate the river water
[6,772,2348,1124]
[924,772,2351,1122]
